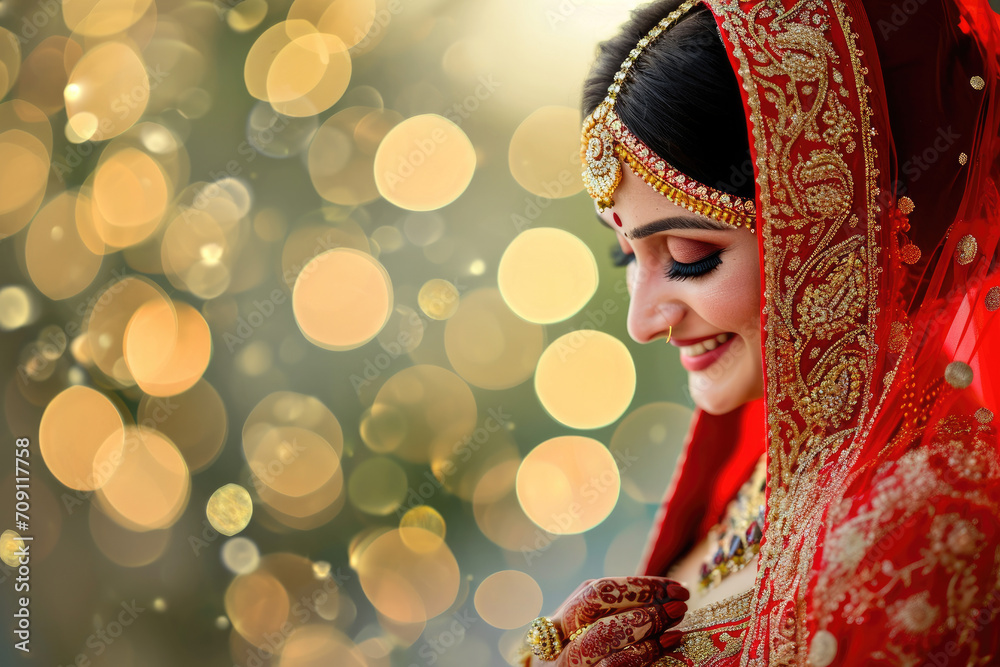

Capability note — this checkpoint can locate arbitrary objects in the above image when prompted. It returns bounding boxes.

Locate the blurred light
[508,106,584,198]
[534,330,636,429]
[516,435,620,534]
[293,248,393,351]
[39,385,125,491]
[444,287,544,390]
[610,402,692,503]
[222,537,261,575]
[0,286,35,330]
[356,528,460,624]
[498,227,598,324]
[417,278,459,320]
[474,570,543,629]
[370,365,477,463]
[207,483,254,536]
[347,456,408,516]
[373,114,476,211]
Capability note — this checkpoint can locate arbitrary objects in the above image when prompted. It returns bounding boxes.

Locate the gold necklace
[698,453,766,591]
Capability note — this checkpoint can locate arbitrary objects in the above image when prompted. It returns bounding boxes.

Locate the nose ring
[665,326,672,344]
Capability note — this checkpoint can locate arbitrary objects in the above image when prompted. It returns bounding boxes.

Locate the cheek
[697,271,761,334]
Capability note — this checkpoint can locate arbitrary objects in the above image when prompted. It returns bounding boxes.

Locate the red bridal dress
[638,0,1000,663]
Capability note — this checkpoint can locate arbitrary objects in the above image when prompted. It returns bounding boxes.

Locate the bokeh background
[0,0,700,664]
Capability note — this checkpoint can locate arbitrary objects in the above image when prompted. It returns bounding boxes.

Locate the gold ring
[567,623,592,643]
[526,616,563,661]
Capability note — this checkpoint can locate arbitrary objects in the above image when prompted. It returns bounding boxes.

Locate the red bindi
[613,212,623,227]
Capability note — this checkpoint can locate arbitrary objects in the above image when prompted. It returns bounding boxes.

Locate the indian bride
[517,0,1000,664]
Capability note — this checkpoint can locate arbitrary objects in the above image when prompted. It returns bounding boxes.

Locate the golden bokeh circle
[356,527,460,624]
[399,506,447,552]
[293,248,393,351]
[0,530,26,568]
[516,435,621,535]
[95,426,191,531]
[225,569,291,649]
[287,0,377,48]
[373,114,476,211]
[207,483,254,536]
[498,227,599,324]
[39,385,125,491]
[444,287,545,389]
[26,191,103,300]
[62,0,154,37]
[508,106,584,198]
[534,330,636,429]
[266,32,352,117]
[347,456,408,516]
[245,425,341,498]
[65,41,149,141]
[85,274,174,386]
[418,278,460,320]
[123,299,212,397]
[474,570,543,629]
[0,28,20,101]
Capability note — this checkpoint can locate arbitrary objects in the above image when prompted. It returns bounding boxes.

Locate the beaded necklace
[698,453,766,591]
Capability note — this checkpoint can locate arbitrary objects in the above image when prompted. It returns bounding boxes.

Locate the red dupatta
[638,0,1000,664]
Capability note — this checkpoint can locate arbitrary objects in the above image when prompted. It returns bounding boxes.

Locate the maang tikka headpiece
[581,0,757,231]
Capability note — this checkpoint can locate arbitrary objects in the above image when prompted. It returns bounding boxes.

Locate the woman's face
[596,165,764,415]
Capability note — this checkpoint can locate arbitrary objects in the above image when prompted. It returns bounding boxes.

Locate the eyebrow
[596,213,732,238]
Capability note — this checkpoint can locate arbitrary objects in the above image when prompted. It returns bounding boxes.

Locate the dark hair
[581,0,754,199]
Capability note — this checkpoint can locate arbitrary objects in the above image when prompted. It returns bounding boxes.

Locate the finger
[558,577,689,635]
[592,638,663,667]
[557,601,687,667]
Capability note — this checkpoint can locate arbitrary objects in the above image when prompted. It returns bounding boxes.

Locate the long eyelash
[611,245,635,267]
[664,250,724,281]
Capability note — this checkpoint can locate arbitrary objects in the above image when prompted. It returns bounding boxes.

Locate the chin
[688,374,758,416]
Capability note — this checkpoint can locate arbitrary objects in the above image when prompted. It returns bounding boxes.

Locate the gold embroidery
[705,0,884,662]
[956,234,977,265]
[985,286,1000,312]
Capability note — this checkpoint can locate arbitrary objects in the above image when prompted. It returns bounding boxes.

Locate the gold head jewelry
[580,0,756,231]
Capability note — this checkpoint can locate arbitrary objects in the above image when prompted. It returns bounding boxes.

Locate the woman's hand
[523,576,689,667]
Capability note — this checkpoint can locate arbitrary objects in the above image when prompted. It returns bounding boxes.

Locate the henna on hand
[555,577,690,637]
[555,601,687,667]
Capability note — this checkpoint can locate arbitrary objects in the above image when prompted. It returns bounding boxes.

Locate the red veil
[636,0,1000,663]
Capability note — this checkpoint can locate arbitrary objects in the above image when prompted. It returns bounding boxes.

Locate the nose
[626,263,685,344]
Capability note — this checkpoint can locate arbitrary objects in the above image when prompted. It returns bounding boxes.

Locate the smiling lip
[676,333,738,372]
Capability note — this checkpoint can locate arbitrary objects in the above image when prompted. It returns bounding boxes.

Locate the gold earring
[665,326,672,343]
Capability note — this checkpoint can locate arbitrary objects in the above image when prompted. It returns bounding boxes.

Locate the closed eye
[665,249,724,281]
